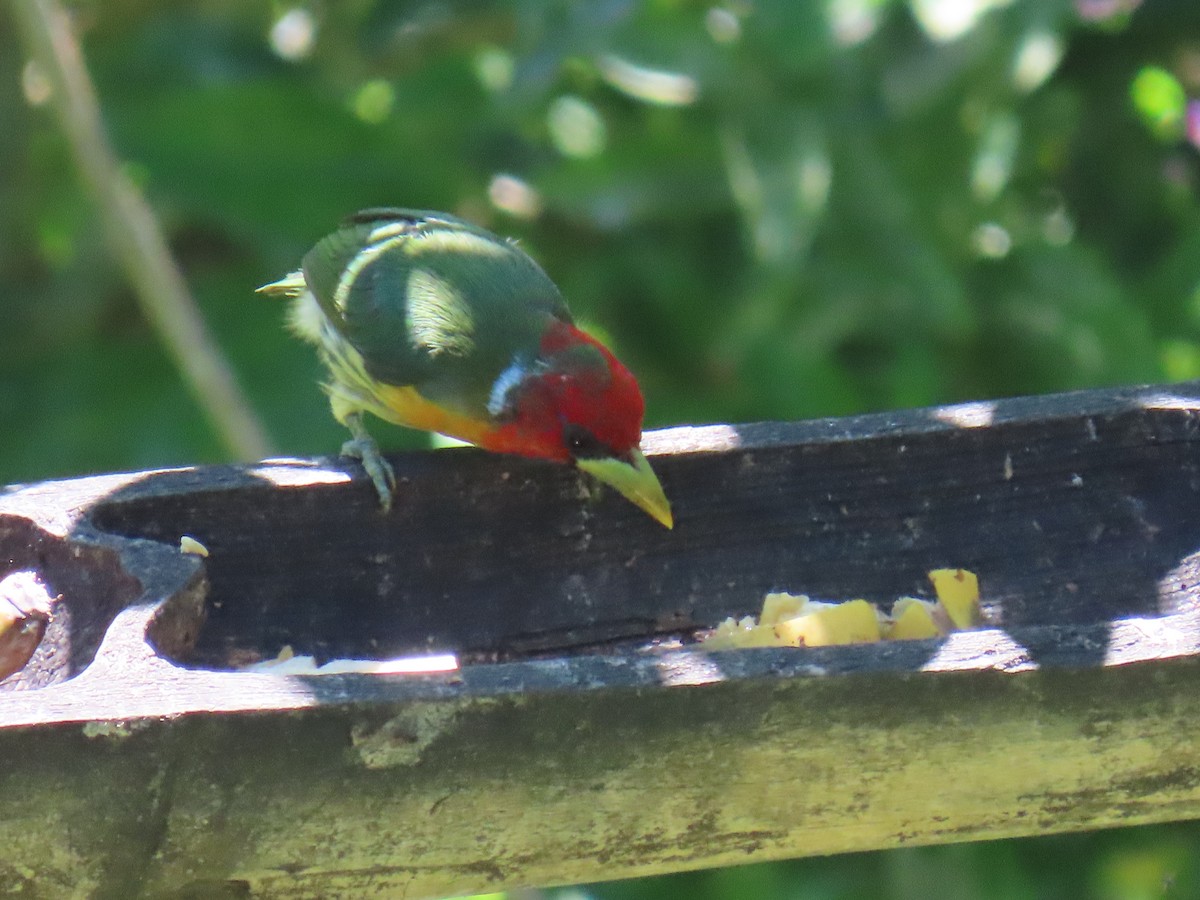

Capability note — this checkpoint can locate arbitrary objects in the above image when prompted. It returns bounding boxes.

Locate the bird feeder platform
[3,381,1200,898]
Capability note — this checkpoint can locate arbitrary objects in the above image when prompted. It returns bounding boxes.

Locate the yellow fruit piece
[703,570,982,650]
[773,599,882,647]
[704,616,780,649]
[738,623,787,648]
[179,535,209,557]
[701,617,740,650]
[888,597,942,640]
[760,592,808,625]
[928,568,981,629]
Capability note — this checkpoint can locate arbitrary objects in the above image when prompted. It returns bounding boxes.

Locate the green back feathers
[301,209,572,409]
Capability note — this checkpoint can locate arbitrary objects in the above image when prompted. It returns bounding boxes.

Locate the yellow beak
[577,448,674,529]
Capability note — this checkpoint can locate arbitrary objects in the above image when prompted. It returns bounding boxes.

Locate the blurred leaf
[1130,65,1186,140]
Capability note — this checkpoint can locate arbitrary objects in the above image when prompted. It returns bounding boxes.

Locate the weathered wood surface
[3,381,1200,898]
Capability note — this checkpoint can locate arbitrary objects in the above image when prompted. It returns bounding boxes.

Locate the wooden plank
[2,380,1200,897]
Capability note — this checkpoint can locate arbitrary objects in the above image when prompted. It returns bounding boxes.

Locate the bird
[258,208,673,528]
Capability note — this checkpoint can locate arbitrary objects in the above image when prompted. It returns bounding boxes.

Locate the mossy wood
[3,381,1200,898]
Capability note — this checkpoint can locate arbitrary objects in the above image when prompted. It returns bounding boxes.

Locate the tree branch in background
[11,0,274,461]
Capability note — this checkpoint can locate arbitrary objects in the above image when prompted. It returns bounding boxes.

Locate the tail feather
[256,270,307,298]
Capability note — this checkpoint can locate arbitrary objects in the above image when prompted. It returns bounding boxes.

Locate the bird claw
[341,435,396,512]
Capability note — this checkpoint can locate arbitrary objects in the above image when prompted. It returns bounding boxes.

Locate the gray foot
[341,415,396,512]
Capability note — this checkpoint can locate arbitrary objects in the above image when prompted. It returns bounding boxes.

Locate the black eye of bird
[563,424,610,459]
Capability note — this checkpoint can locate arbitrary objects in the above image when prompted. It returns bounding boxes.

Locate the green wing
[303,209,572,413]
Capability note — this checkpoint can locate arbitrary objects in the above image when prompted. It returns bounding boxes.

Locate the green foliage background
[4,0,1200,897]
